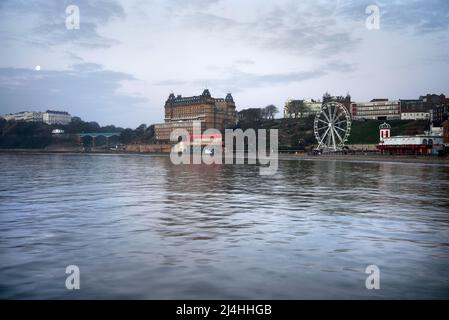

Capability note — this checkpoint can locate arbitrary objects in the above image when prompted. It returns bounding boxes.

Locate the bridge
[76,132,121,147]
[76,132,121,138]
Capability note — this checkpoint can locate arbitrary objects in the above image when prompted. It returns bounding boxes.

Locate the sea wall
[124,144,171,153]
[346,144,378,151]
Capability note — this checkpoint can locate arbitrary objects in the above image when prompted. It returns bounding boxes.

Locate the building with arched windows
[154,89,237,142]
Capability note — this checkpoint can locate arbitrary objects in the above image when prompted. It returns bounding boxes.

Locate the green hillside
[347,120,429,144]
[239,117,429,149]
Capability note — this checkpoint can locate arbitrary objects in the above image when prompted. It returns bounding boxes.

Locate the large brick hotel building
[154,89,237,142]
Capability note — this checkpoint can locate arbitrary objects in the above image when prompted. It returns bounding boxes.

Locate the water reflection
[0,154,449,299]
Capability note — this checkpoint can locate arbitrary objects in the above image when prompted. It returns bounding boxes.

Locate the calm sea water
[0,153,449,299]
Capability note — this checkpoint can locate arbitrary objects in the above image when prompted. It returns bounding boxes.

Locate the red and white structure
[377,123,443,155]
[172,134,223,153]
[379,122,390,143]
[187,134,222,146]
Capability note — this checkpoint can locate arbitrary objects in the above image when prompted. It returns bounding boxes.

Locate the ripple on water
[0,154,449,298]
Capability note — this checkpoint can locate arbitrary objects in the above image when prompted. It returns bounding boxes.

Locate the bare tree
[264,104,278,119]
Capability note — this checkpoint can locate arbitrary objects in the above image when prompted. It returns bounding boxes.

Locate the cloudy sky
[0,0,448,128]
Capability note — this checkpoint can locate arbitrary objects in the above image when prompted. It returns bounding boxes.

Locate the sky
[0,0,448,128]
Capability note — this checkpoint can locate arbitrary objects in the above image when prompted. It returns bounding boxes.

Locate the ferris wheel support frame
[313,102,351,152]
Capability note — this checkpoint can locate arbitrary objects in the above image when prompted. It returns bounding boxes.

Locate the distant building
[418,94,448,125]
[284,98,322,118]
[378,135,443,155]
[400,99,427,112]
[443,120,449,146]
[400,99,430,120]
[154,89,237,142]
[52,129,65,135]
[401,111,430,120]
[304,99,322,115]
[322,93,351,111]
[1,111,43,122]
[420,94,446,105]
[1,110,72,125]
[43,110,71,125]
[431,105,449,125]
[351,99,401,121]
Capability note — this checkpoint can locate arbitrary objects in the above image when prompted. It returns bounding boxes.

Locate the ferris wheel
[313,102,351,152]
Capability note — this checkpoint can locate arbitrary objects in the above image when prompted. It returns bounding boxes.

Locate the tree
[264,105,278,119]
[135,124,147,137]
[132,124,155,143]
[119,128,136,144]
[298,102,310,118]
[238,108,263,123]
[261,108,269,120]
[143,124,155,143]
[0,117,8,133]
[284,101,293,118]
[100,124,123,133]
[88,121,100,131]
[285,100,309,118]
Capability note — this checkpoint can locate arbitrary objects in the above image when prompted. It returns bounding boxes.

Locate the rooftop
[166,89,234,105]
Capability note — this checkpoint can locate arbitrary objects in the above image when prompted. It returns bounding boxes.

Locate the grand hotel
[154,89,237,142]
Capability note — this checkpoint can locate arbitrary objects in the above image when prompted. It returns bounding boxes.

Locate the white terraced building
[42,110,71,125]
[2,110,72,125]
[351,99,401,120]
[1,111,43,122]
[400,111,430,120]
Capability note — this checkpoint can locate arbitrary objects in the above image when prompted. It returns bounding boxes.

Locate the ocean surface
[0,153,449,299]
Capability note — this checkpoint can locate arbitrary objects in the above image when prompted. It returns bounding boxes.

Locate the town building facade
[351,99,401,120]
[443,120,449,148]
[154,89,237,142]
[431,105,449,125]
[2,110,71,125]
[401,111,430,120]
[43,110,72,125]
[1,111,43,122]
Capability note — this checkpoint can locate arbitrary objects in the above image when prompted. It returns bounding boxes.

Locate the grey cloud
[180,12,245,31]
[165,0,222,10]
[0,64,147,126]
[338,0,449,34]
[175,2,360,57]
[0,0,124,48]
[326,61,357,72]
[34,22,121,48]
[234,59,255,65]
[253,3,362,56]
[154,58,357,92]
[172,0,449,59]
[65,51,84,62]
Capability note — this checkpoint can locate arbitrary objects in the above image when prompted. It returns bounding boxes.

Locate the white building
[2,110,72,125]
[43,110,71,125]
[284,98,322,118]
[1,111,43,122]
[52,129,65,134]
[303,99,322,115]
[351,99,401,120]
[401,111,430,120]
[382,135,443,146]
